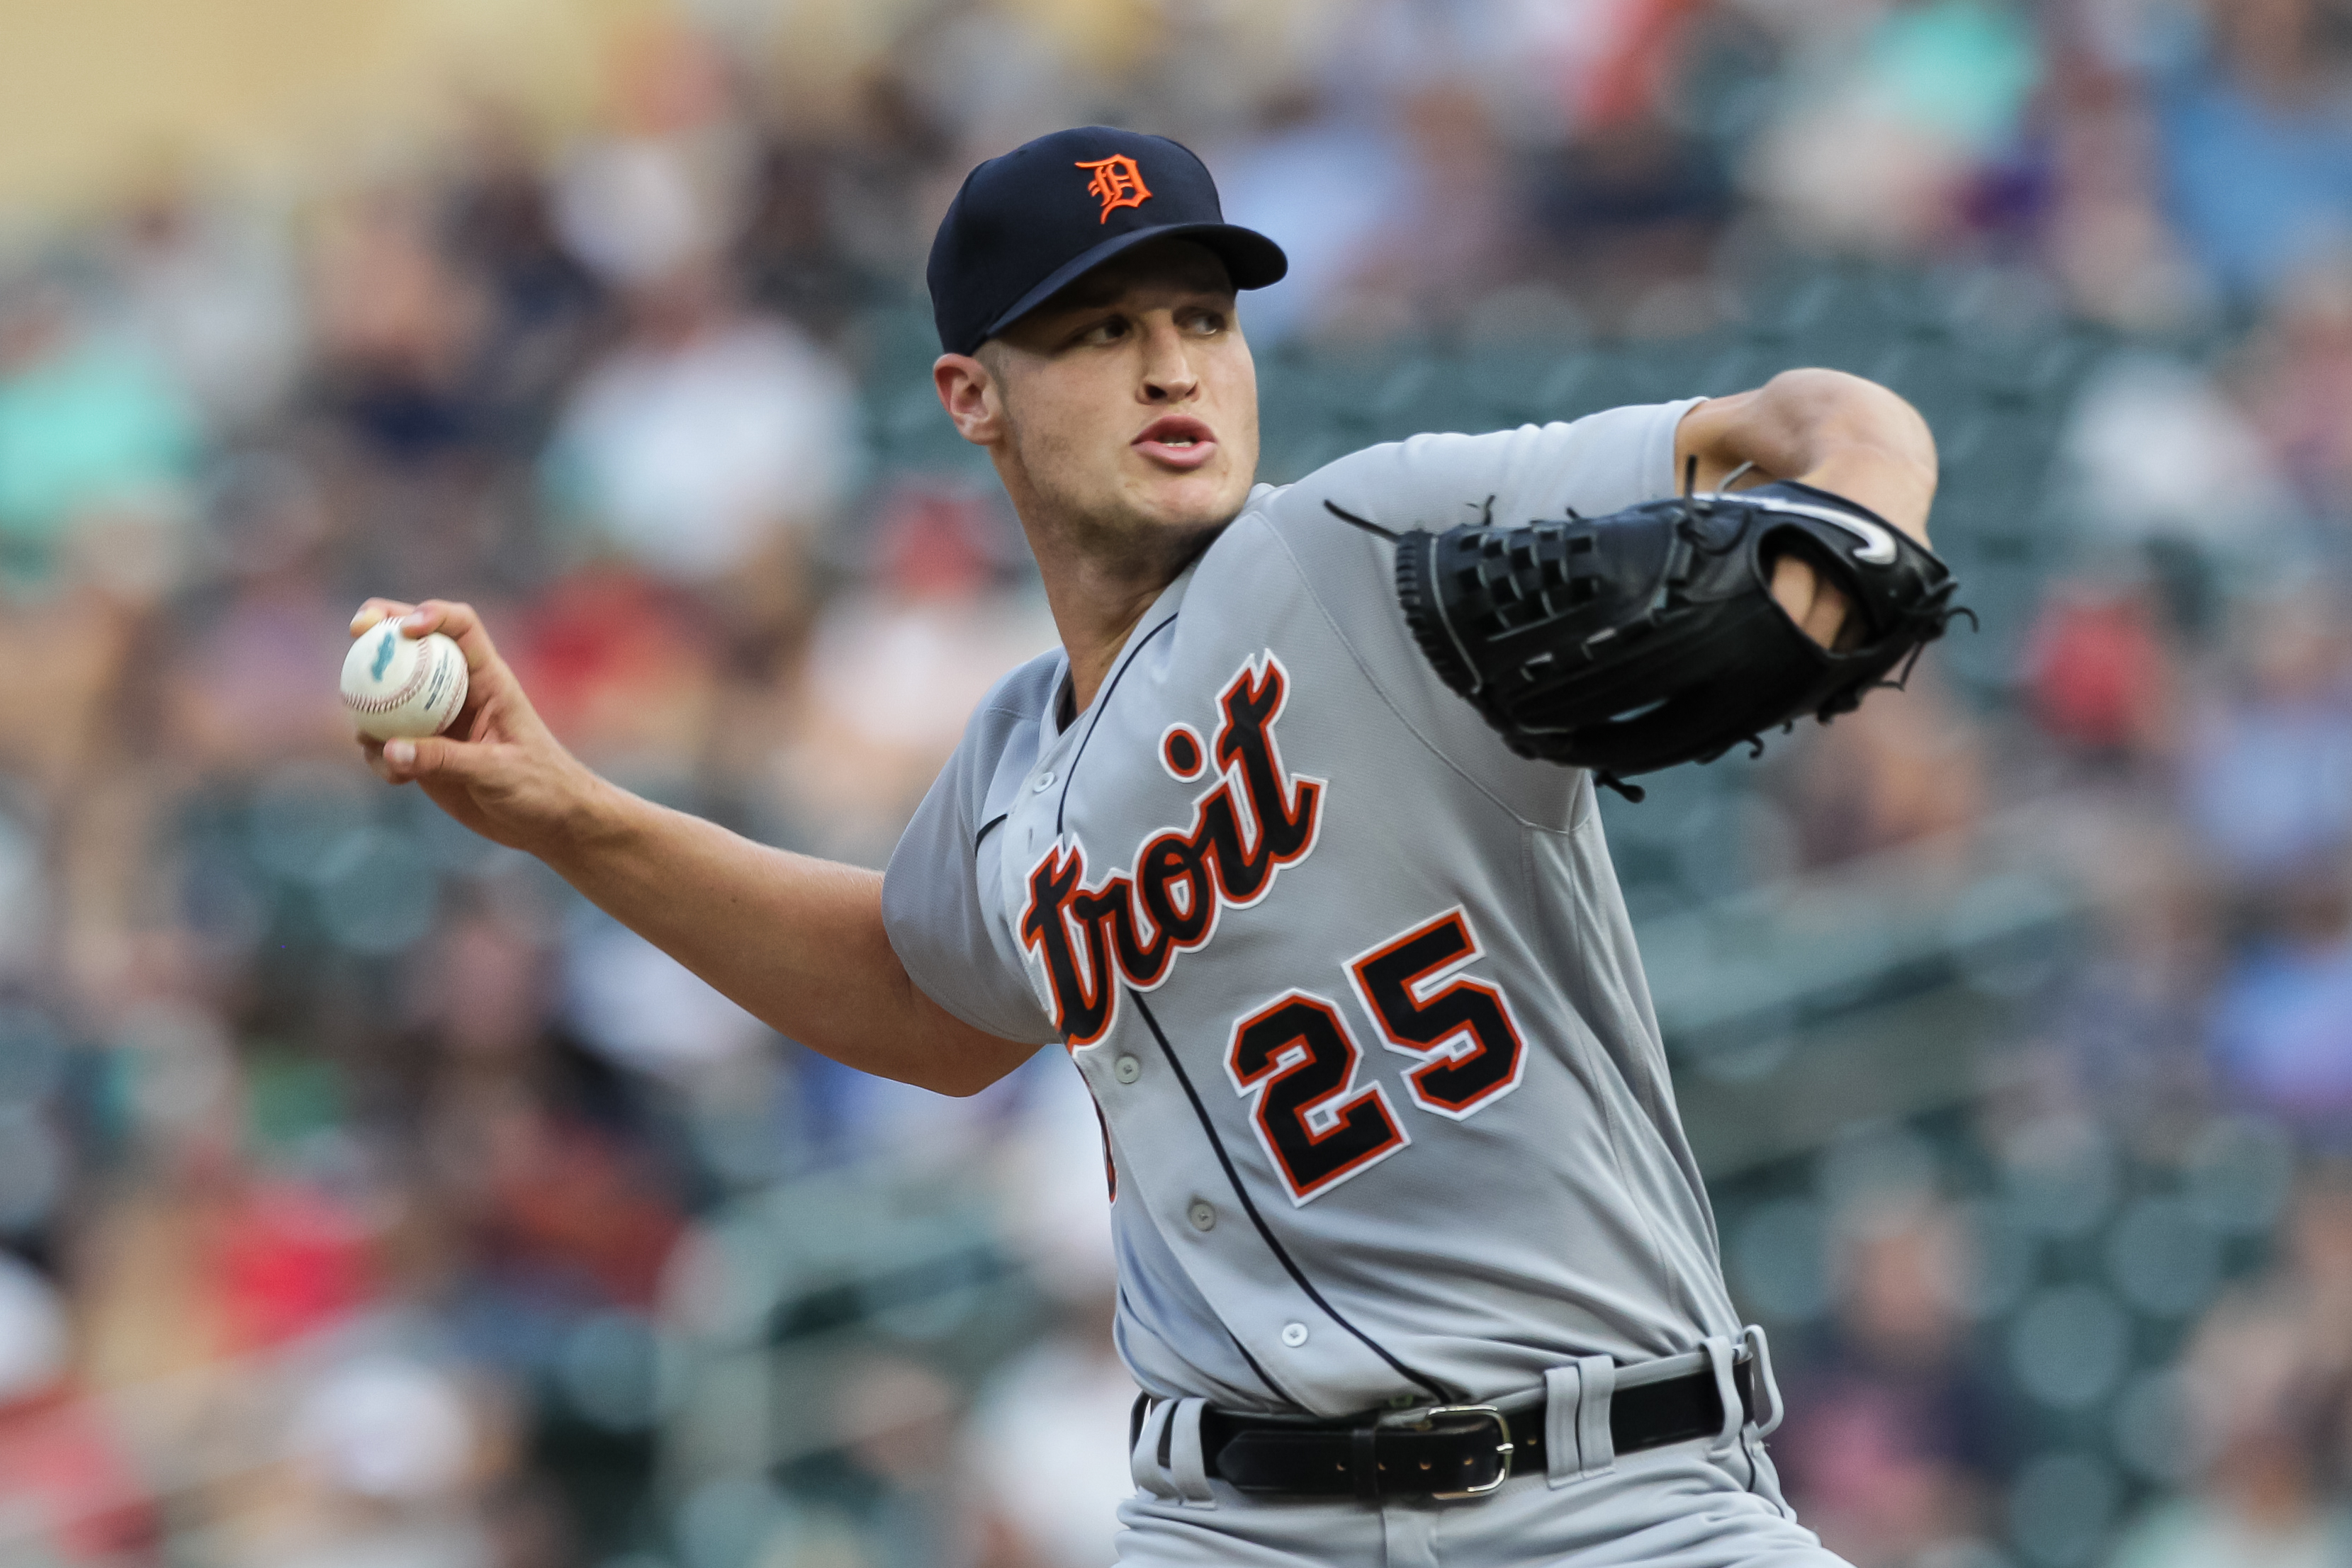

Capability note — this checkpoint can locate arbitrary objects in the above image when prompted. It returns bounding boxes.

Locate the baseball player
[355,128,1952,1565]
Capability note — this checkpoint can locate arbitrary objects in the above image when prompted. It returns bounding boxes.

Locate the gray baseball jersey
[884,401,1745,1420]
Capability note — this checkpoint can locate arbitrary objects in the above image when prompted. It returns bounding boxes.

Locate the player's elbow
[923,1039,1040,1098]
[793,1030,1031,1098]
[1763,368,1937,480]
[896,993,1047,1097]
[933,1066,1013,1098]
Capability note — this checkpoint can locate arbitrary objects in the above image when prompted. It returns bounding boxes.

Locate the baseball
[342,624,469,741]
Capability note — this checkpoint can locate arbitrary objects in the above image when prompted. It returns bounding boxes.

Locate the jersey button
[1032,772,1055,791]
[1113,1055,1142,1085]
[1281,1323,1310,1348]
[1187,1200,1215,1232]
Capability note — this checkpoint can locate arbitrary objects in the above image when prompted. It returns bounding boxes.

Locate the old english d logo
[1076,154,1151,223]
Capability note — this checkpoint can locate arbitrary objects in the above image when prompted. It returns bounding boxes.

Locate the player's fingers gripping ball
[342,621,468,740]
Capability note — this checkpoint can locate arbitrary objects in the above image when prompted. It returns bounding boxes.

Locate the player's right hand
[348,599,612,859]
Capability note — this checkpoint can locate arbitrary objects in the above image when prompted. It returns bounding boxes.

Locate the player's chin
[1125,463,1250,530]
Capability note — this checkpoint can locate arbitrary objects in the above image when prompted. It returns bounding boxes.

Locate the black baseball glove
[1378,478,1967,801]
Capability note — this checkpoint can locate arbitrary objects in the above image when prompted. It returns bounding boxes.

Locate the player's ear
[935,352,1006,445]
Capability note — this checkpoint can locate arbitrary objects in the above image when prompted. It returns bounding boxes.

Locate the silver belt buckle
[1395,1404,1514,1500]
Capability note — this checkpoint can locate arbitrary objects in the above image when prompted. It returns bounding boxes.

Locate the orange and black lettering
[1020,654,1325,1045]
[1136,833,1212,948]
[1349,910,1526,1117]
[1161,724,1204,779]
[1021,846,1114,1044]
[1225,993,1407,1201]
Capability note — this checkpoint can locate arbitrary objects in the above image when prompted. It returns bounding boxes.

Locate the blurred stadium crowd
[1,1,2351,1565]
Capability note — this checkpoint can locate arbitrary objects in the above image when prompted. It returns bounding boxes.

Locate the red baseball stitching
[344,637,458,715]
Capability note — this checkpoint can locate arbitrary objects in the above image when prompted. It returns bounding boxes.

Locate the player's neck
[1012,501,1223,716]
[1034,523,1218,711]
[1047,565,1173,715]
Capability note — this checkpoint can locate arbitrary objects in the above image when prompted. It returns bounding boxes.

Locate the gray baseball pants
[1118,1337,1850,1567]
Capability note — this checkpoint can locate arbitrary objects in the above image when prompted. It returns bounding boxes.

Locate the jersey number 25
[1223,908,1527,1204]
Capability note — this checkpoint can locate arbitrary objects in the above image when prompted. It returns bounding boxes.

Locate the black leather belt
[1141,1356,1757,1502]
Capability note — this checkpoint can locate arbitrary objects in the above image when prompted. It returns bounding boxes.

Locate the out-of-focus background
[1,1,2349,1565]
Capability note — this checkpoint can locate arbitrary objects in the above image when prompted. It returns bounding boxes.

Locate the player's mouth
[1132,415,1217,470]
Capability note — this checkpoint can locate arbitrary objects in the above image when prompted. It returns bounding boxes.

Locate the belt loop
[1741,1324,1785,1436]
[1169,1399,1215,1507]
[1131,1398,1177,1499]
[1541,1364,1581,1488]
[1572,1354,1616,1479]
[1351,1422,1382,1504]
[1702,1336,1740,1456]
[1134,1398,1217,1506]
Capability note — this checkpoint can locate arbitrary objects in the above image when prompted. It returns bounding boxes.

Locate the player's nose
[1137,317,1200,403]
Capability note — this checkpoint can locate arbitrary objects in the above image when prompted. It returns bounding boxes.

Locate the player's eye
[1078,316,1130,346]
[1182,308,1227,337]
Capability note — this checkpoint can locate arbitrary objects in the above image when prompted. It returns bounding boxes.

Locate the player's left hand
[1395,477,1966,793]
[1673,369,1935,655]
[1769,554,1857,650]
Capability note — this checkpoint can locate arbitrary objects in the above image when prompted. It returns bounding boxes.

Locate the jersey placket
[1073,988,1424,1415]
[998,668,1439,1419]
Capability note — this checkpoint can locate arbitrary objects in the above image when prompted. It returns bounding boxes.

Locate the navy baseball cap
[927,126,1288,357]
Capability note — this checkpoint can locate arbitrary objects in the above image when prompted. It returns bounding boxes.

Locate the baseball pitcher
[354,128,1957,1566]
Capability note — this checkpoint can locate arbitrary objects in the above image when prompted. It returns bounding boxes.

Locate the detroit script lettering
[1021,654,1324,1045]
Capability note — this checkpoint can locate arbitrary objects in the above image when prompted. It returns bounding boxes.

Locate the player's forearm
[1682,368,1937,543]
[545,784,1034,1095]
